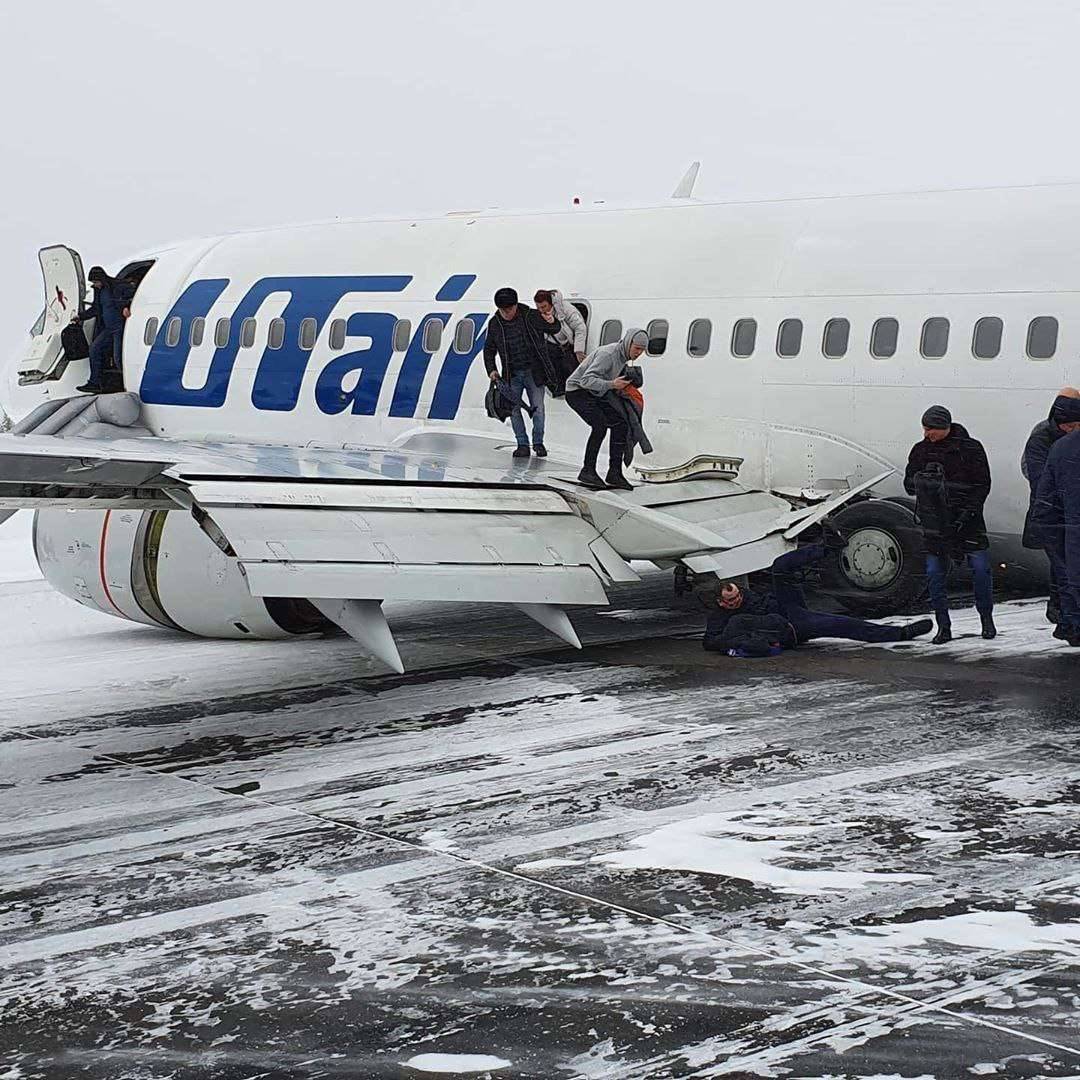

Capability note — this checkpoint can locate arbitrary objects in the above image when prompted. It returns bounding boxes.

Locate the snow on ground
[403,1054,511,1074]
[0,511,40,583]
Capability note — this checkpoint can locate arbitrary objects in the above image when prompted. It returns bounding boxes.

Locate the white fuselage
[11,183,1079,573]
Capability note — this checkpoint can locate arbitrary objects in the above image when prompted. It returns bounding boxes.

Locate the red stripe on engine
[98,510,124,616]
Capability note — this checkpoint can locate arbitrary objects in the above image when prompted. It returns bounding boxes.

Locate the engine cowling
[33,507,329,638]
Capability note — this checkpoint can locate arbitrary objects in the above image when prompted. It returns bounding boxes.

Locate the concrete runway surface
[2,562,1080,1079]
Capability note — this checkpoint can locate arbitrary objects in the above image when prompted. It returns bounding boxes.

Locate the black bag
[913,462,954,544]
[61,322,90,362]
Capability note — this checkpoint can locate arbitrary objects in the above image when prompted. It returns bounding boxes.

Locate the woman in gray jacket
[564,328,648,490]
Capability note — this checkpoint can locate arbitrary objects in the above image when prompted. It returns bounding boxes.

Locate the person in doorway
[904,405,994,644]
[564,328,648,490]
[536,289,587,365]
[483,287,560,458]
[73,265,134,394]
[1021,387,1080,626]
[703,539,933,656]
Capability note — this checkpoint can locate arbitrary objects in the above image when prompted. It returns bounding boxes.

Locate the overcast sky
[2,0,1079,355]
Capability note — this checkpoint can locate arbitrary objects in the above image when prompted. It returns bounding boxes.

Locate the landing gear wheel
[821,499,926,617]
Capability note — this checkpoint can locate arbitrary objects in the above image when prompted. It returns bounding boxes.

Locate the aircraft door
[18,246,86,385]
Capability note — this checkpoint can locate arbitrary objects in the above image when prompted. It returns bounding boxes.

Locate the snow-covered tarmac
[2,525,1080,1079]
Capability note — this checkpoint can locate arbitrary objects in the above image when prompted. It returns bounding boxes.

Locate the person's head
[718,581,743,609]
[87,266,107,289]
[621,328,649,361]
[494,287,518,319]
[921,404,952,442]
[533,289,554,317]
[1051,387,1080,433]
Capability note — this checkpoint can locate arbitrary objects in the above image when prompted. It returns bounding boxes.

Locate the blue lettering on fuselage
[139,274,491,422]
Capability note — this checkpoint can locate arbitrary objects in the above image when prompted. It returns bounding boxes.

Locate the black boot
[577,467,606,489]
[75,382,102,394]
[931,616,952,645]
[533,444,548,457]
[1054,624,1069,640]
[899,618,934,641]
[513,445,531,459]
[980,613,997,640]
[605,469,634,491]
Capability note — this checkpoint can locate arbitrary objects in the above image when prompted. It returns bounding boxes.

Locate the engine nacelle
[33,508,329,639]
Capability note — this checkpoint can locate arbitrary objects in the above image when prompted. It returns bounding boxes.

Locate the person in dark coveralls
[1021,387,1080,625]
[483,287,560,458]
[1029,427,1080,646]
[564,328,648,490]
[904,405,995,644]
[73,265,134,394]
[703,539,933,656]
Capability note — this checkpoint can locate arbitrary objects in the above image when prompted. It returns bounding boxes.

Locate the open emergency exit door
[18,245,86,385]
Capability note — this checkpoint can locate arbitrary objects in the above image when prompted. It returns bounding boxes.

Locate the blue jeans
[926,550,993,623]
[770,543,905,644]
[88,328,123,383]
[509,371,545,448]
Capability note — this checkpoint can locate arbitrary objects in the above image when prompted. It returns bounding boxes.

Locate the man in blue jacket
[1021,388,1080,625]
[1029,428,1080,646]
[73,266,134,394]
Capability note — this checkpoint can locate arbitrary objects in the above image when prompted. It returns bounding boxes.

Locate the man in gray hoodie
[565,328,648,490]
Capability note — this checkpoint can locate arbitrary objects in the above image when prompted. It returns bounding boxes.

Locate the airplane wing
[0,394,890,669]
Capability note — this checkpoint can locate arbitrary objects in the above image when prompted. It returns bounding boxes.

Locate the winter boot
[513,445,531,459]
[931,615,952,645]
[605,467,634,491]
[533,444,548,457]
[980,613,997,640]
[76,382,102,395]
[899,618,934,641]
[577,467,606,490]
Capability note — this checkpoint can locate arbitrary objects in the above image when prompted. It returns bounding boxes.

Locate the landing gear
[821,499,926,617]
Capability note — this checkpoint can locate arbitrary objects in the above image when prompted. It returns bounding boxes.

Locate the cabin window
[328,318,347,351]
[165,316,182,348]
[920,317,950,358]
[646,319,669,355]
[143,317,159,346]
[189,317,205,348]
[870,317,898,358]
[214,318,231,348]
[972,316,1002,359]
[822,318,850,358]
[298,317,317,350]
[239,317,257,348]
[731,318,757,357]
[599,319,622,346]
[393,318,412,352]
[267,317,286,350]
[454,319,475,352]
[687,318,712,357]
[1027,316,1058,359]
[776,318,803,357]
[422,318,443,352]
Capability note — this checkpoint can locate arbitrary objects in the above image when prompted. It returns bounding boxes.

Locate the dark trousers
[565,389,628,472]
[1048,549,1080,630]
[771,543,906,644]
[88,328,123,384]
[926,549,993,625]
[1047,554,1062,623]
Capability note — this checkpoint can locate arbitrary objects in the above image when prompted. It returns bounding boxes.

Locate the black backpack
[61,322,90,362]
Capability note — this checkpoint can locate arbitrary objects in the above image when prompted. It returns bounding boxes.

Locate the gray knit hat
[921,405,952,430]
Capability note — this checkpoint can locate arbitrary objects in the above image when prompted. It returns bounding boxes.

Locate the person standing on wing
[483,287,560,458]
[904,405,995,644]
[564,328,647,490]
[1021,387,1080,627]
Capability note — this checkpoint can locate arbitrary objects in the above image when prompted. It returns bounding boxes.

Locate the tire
[820,499,927,617]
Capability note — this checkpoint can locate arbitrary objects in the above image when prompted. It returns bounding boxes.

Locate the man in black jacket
[904,405,994,644]
[73,265,135,394]
[483,287,560,459]
[703,541,932,656]
[1021,388,1080,625]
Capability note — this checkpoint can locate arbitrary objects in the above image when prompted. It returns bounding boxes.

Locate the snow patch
[403,1054,511,1074]
[0,511,41,583]
[593,811,928,895]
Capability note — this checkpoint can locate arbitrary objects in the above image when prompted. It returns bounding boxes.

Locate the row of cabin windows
[144,315,476,355]
[145,311,1063,364]
[600,315,1061,361]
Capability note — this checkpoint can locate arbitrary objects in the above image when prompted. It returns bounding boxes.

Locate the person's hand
[612,377,631,390]
[70,313,80,323]
[575,352,585,362]
[122,307,130,319]
[539,309,554,323]
[489,371,499,382]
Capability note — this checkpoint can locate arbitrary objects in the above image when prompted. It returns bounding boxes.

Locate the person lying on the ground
[703,539,933,656]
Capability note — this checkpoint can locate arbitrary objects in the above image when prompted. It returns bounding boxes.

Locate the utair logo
[139,274,488,420]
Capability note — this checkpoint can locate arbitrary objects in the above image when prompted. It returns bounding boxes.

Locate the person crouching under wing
[564,328,649,490]
[704,540,933,657]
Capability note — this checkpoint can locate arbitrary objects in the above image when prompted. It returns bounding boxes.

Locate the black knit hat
[1051,395,1080,426]
[921,405,952,430]
[87,265,107,284]
[493,287,518,308]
